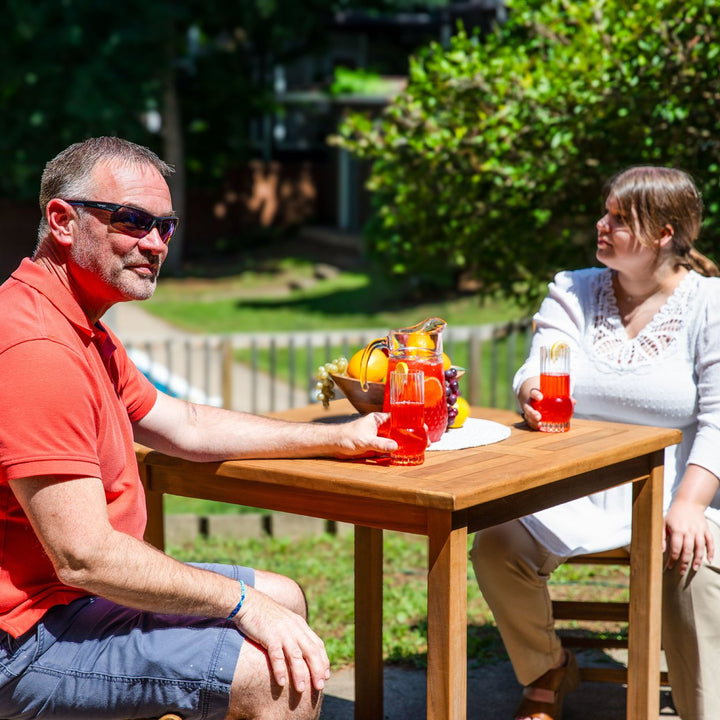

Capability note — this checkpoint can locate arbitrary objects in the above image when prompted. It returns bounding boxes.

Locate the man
[0,137,396,720]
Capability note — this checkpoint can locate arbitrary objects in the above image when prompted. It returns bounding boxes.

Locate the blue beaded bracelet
[226,580,247,621]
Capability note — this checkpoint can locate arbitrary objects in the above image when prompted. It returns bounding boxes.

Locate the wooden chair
[551,548,669,685]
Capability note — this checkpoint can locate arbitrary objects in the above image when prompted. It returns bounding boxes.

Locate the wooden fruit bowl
[330,374,385,414]
[330,367,465,415]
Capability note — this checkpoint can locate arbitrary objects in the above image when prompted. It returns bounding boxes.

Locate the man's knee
[227,640,322,720]
[254,570,308,618]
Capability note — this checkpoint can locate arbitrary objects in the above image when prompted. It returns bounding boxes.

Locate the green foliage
[0,0,179,199]
[0,0,462,201]
[333,0,720,307]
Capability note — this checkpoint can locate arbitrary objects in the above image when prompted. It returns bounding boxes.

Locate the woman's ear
[658,223,674,250]
[46,199,77,247]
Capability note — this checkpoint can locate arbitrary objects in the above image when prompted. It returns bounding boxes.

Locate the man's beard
[70,227,162,301]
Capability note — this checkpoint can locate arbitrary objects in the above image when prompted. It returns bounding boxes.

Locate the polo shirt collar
[12,257,102,341]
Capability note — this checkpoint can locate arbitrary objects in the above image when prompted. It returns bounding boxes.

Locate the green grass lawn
[168,530,629,671]
[145,256,527,335]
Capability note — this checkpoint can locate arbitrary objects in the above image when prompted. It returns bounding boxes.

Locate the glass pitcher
[360,317,448,442]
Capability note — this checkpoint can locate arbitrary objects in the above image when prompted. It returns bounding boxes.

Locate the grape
[444,366,464,429]
[315,356,348,409]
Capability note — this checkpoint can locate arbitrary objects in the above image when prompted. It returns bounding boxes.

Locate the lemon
[549,342,569,362]
[395,361,409,374]
[450,396,470,428]
[441,352,452,371]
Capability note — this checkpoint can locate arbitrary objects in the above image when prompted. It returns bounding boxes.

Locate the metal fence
[121,318,534,415]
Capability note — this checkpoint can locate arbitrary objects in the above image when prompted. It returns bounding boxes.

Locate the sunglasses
[66,200,179,244]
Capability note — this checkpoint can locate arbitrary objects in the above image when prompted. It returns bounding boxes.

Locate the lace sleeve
[512,269,595,395]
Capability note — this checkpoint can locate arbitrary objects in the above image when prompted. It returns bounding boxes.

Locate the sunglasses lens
[157,219,176,243]
[111,207,154,238]
[110,207,176,244]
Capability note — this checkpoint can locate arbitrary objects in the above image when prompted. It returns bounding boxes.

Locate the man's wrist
[225,580,247,621]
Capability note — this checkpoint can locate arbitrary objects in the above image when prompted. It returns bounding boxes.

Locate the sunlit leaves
[334,0,720,305]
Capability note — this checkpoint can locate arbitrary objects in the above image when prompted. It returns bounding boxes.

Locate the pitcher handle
[359,337,387,391]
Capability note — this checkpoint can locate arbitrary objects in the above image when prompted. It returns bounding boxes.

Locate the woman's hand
[664,464,720,574]
[523,388,544,431]
[664,498,714,574]
[518,378,543,431]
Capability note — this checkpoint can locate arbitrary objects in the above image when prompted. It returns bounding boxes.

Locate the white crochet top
[513,267,720,556]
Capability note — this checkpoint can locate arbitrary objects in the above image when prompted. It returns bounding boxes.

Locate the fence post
[221,338,233,410]
[467,331,481,406]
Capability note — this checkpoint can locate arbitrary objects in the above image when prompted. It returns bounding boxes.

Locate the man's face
[67,161,173,312]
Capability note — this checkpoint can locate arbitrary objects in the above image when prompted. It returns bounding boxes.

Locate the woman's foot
[514,649,580,720]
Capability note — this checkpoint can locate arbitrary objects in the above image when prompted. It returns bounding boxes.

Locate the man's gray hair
[37,136,174,243]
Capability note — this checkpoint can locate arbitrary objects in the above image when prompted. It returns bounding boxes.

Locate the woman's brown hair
[607,166,719,277]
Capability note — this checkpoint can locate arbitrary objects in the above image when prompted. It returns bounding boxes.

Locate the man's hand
[234,586,330,692]
[331,412,397,458]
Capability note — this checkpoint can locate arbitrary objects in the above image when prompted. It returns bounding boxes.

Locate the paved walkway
[321,656,679,719]
[105,301,308,413]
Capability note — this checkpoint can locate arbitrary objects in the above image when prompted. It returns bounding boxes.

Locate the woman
[471,166,720,720]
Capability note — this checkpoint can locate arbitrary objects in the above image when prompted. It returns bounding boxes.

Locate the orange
[346,346,388,383]
[424,376,445,406]
[441,352,452,371]
[406,332,436,351]
[450,396,470,428]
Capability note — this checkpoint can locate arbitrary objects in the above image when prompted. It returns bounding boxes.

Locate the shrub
[333,0,720,308]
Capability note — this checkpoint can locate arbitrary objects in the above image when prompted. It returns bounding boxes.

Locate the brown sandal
[513,650,580,720]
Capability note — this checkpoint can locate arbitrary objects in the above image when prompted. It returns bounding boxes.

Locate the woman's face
[595,193,656,274]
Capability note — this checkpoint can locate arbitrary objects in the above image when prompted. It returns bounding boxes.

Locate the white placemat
[428,417,511,451]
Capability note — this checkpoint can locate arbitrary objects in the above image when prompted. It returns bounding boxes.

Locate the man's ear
[46,199,77,247]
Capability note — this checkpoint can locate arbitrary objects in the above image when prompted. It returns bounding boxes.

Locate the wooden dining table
[136,400,680,720]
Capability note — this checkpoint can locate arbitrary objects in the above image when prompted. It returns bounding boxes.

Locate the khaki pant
[470,519,720,720]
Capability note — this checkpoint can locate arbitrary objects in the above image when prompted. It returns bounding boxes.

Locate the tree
[333,0,720,307]
[1,0,428,271]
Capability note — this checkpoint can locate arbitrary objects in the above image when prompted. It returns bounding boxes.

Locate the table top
[136,401,681,535]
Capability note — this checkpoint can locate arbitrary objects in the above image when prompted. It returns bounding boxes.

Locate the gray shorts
[0,563,255,720]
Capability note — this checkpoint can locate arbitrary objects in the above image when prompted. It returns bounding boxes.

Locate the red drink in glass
[535,343,572,433]
[389,370,427,465]
[537,373,573,432]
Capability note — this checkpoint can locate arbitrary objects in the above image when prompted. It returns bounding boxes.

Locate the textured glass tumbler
[537,344,573,433]
[389,370,427,465]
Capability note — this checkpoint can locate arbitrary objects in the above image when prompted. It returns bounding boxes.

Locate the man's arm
[9,473,329,691]
[133,390,396,461]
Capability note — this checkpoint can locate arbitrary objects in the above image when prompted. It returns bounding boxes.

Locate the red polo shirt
[0,259,157,636]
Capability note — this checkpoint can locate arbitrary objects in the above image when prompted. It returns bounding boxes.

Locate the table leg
[427,510,467,720]
[627,451,664,720]
[354,526,384,720]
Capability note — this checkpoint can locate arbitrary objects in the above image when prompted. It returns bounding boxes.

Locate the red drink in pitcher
[383,354,447,443]
[361,318,448,444]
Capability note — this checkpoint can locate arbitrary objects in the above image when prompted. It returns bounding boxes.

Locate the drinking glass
[360,318,448,442]
[537,344,573,433]
[389,370,427,466]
